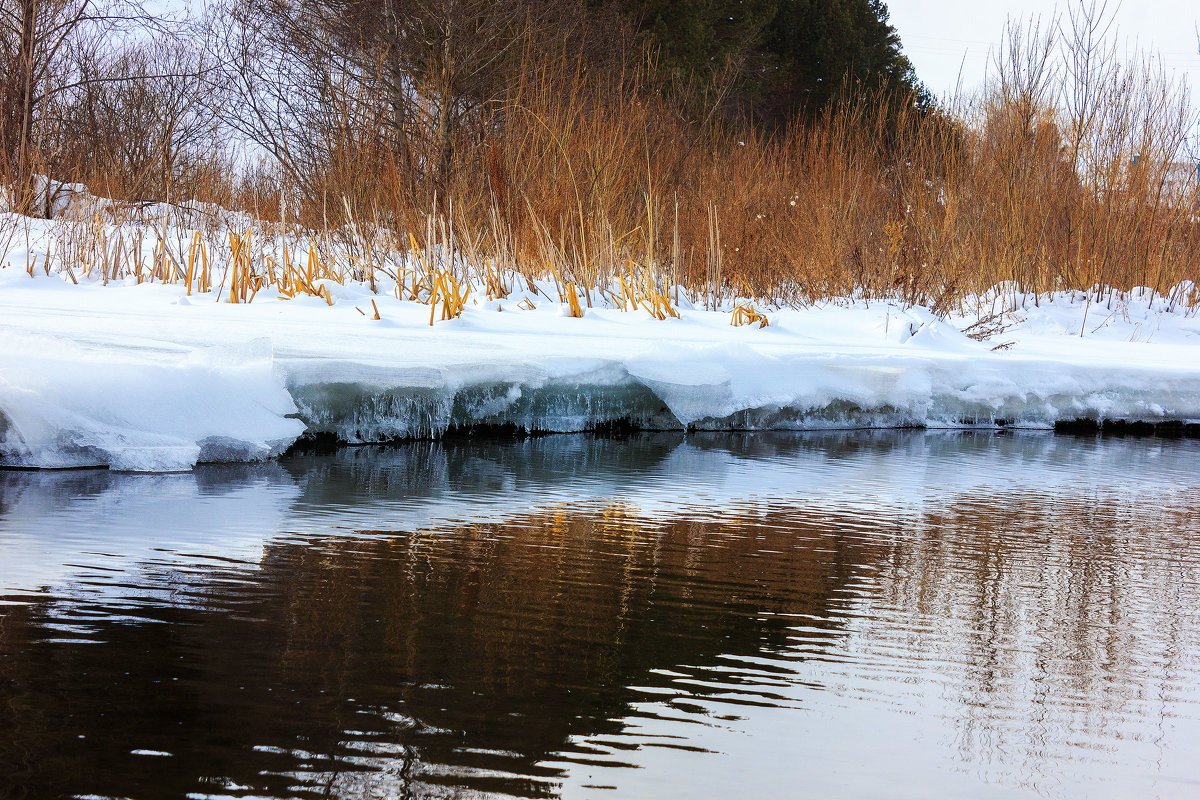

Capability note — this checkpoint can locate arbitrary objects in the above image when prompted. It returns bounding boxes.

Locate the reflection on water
[2,432,1200,799]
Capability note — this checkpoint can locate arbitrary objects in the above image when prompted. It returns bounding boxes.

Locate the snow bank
[0,331,302,471]
[2,215,1200,471]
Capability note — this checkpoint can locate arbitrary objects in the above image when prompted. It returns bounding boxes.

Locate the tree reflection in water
[1,432,1198,799]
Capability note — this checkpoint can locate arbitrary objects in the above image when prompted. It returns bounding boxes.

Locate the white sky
[887,0,1200,102]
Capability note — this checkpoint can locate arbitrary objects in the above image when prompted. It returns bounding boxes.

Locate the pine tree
[764,0,922,125]
[603,0,925,128]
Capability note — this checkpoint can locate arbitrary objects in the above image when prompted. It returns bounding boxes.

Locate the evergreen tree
[764,0,923,124]
[604,0,925,128]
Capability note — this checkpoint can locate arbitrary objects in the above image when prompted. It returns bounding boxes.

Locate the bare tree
[218,0,596,212]
[0,0,162,212]
[1058,0,1118,177]
[56,35,221,202]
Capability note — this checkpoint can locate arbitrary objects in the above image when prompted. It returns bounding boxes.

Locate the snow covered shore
[3,254,1199,471]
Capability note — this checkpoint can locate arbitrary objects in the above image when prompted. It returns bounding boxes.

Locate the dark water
[2,432,1199,800]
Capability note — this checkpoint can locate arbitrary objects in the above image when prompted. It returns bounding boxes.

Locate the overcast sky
[887,1,1200,102]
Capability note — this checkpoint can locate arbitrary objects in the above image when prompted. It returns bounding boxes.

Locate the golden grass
[565,282,584,318]
[730,303,769,328]
[428,269,470,325]
[263,45,1196,316]
[16,24,1200,322]
[612,262,680,320]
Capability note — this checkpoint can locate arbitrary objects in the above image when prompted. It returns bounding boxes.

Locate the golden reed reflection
[863,486,1200,791]
[1,439,1198,799]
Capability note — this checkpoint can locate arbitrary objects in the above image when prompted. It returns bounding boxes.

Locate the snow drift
[3,259,1200,471]
[0,334,302,470]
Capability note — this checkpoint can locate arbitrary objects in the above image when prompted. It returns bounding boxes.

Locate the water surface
[2,432,1199,799]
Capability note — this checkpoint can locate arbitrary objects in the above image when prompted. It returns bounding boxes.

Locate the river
[2,431,1199,799]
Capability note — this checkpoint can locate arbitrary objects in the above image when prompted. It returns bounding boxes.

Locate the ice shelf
[3,269,1199,471]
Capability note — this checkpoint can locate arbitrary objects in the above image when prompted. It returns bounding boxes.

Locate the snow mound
[0,336,303,471]
[2,255,1200,470]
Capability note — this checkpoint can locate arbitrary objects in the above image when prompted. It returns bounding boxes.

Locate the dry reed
[10,12,1199,323]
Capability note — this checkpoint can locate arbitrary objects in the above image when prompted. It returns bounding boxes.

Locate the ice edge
[5,351,1199,472]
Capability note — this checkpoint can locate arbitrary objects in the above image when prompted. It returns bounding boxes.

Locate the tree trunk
[388,60,414,189]
[14,0,37,209]
[433,32,455,189]
[434,91,454,187]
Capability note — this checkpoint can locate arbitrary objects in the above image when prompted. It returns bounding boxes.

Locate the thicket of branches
[1,0,1197,308]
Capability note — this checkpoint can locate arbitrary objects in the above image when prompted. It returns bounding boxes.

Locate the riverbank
[3,259,1198,471]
